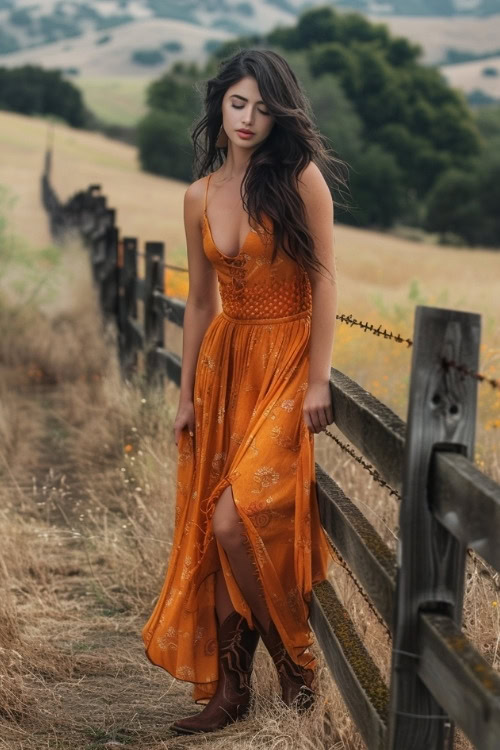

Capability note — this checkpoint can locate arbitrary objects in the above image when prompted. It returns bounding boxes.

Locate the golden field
[0,109,498,749]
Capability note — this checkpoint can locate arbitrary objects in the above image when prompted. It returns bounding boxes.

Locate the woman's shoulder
[184,170,224,206]
[296,161,326,189]
[296,161,332,206]
[184,174,209,203]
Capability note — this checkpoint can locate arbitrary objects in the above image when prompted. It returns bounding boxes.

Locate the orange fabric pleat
[141,174,334,703]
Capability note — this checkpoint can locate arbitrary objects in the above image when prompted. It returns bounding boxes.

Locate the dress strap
[204,174,212,215]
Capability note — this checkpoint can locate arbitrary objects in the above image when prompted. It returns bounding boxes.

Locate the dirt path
[1,387,274,750]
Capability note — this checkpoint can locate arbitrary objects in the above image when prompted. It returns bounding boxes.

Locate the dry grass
[1,249,497,748]
[1,110,499,749]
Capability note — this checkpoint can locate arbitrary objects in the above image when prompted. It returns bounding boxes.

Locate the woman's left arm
[297,162,337,434]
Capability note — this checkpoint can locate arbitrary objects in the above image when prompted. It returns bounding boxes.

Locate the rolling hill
[1,2,500,124]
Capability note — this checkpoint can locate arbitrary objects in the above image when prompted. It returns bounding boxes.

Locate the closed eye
[231,104,270,116]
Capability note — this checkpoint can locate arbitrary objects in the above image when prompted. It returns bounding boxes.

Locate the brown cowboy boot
[170,610,260,734]
[253,615,315,712]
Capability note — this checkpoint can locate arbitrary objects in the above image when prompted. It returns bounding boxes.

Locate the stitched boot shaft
[170,611,260,734]
[253,616,315,712]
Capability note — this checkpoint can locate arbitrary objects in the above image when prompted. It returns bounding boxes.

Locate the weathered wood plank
[99,223,119,318]
[431,450,500,572]
[315,465,396,630]
[156,348,181,387]
[136,277,146,301]
[144,242,165,384]
[418,613,500,750]
[388,305,481,750]
[152,291,186,327]
[120,237,138,372]
[310,579,388,750]
[128,317,144,348]
[329,368,406,493]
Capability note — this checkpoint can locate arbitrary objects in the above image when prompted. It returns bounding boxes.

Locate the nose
[241,105,255,126]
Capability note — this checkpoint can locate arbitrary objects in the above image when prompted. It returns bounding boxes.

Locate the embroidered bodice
[202,173,312,320]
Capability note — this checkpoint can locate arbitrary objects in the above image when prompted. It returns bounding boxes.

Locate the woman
[142,48,347,735]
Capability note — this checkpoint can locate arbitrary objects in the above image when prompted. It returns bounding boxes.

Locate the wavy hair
[190,48,350,280]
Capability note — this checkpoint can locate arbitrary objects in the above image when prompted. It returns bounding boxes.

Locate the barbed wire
[334,314,499,389]
[323,428,402,501]
[335,313,413,347]
[442,357,499,390]
[132,254,499,390]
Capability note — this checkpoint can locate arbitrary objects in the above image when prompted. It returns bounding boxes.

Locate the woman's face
[221,75,274,149]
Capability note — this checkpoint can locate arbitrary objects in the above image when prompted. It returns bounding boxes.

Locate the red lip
[237,129,254,135]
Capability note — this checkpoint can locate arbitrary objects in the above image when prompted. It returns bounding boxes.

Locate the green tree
[0,65,86,126]
[386,36,422,67]
[267,7,341,50]
[131,49,165,66]
[349,145,405,227]
[309,42,359,96]
[425,169,481,243]
[137,110,193,181]
[146,72,200,116]
[474,104,500,147]
[475,154,500,245]
[284,50,363,164]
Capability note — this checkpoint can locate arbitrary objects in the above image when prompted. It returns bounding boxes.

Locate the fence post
[100,210,119,320]
[387,304,481,750]
[121,237,138,374]
[116,237,126,367]
[144,241,165,385]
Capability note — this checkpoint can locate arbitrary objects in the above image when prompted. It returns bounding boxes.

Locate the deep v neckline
[204,211,251,260]
[203,173,253,260]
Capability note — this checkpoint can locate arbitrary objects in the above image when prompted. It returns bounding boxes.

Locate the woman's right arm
[173,179,221,445]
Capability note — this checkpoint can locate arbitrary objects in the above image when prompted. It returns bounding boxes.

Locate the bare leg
[210,484,314,713]
[214,567,234,625]
[212,484,271,632]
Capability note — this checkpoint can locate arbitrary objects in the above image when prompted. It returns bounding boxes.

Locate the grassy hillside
[78,76,149,126]
[442,54,500,98]
[374,12,500,64]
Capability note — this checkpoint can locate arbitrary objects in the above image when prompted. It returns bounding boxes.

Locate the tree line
[0,65,88,127]
[0,6,499,248]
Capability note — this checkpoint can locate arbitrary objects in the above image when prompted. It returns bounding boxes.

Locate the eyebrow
[230,94,266,105]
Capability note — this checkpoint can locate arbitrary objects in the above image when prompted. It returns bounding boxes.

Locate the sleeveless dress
[141,173,333,704]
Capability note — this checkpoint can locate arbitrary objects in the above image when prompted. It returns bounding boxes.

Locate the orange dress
[141,173,333,704]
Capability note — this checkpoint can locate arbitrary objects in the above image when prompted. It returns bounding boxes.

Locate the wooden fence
[41,155,500,750]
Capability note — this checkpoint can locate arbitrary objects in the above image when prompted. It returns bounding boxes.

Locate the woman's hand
[173,399,195,446]
[303,380,334,434]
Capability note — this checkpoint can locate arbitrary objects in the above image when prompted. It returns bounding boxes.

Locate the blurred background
[0,3,499,749]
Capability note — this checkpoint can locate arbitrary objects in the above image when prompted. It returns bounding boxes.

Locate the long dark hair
[190,48,350,281]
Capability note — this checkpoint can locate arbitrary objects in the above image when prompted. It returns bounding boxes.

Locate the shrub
[131,49,165,66]
[137,110,192,181]
[163,41,183,52]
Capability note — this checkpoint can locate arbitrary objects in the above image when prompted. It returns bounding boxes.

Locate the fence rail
[41,153,500,750]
